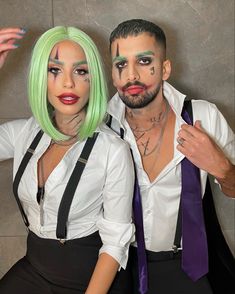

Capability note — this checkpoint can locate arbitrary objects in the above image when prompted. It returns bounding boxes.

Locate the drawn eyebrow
[73,60,87,66]
[49,58,64,65]
[112,56,126,63]
[48,59,87,67]
[136,51,155,58]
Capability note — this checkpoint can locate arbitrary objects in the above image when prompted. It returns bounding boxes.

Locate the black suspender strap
[13,130,44,227]
[173,99,193,252]
[56,132,99,241]
[106,114,112,128]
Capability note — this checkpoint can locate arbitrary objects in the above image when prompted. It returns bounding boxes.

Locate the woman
[0,26,135,294]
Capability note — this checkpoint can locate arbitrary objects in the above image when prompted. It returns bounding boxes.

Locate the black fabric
[184,98,235,293]
[130,247,213,294]
[203,180,235,294]
[56,133,99,239]
[173,199,182,251]
[12,130,43,226]
[0,231,132,294]
[106,114,113,128]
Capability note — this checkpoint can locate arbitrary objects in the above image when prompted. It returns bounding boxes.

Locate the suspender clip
[27,147,35,154]
[78,157,87,164]
[59,239,66,245]
[172,245,179,253]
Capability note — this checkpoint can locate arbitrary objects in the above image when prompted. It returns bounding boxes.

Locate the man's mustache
[122,81,146,91]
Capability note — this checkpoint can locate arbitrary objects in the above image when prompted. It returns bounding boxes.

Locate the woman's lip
[58,97,78,105]
[57,94,79,105]
[57,93,80,99]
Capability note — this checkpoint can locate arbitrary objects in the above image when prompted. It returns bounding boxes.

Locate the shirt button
[146,209,151,215]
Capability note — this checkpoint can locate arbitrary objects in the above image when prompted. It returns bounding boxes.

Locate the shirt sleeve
[193,101,235,189]
[96,138,135,270]
[192,101,235,163]
[0,119,28,161]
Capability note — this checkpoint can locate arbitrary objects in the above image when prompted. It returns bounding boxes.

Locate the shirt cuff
[97,218,135,270]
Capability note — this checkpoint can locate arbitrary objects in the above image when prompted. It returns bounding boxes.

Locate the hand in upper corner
[0,27,26,69]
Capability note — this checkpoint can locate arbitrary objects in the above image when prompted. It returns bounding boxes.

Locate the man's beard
[118,83,161,109]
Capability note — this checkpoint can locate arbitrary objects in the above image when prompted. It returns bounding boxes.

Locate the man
[108,19,235,294]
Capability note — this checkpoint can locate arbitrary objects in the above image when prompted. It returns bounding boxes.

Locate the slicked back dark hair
[109,19,166,56]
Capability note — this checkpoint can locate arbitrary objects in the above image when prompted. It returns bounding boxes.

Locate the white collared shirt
[0,118,135,269]
[108,81,235,252]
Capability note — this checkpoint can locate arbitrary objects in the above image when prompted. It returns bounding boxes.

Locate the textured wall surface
[0,0,234,278]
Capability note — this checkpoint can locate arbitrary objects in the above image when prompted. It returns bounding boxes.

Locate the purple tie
[181,108,209,281]
[133,173,148,294]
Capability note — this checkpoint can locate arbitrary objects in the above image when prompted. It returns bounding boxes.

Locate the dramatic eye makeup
[48,66,61,78]
[136,51,155,66]
[48,59,89,80]
[48,57,64,78]
[73,61,89,81]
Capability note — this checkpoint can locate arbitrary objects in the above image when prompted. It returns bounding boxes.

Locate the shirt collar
[108,81,187,126]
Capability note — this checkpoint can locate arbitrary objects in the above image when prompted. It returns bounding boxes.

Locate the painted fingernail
[13,44,20,48]
[20,28,27,33]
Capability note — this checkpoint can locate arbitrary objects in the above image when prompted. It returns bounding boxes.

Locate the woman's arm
[85,136,135,294]
[85,253,119,294]
[0,27,26,69]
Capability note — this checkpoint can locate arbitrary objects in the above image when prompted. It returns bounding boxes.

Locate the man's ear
[162,59,171,81]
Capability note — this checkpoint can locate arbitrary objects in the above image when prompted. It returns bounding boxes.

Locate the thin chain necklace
[142,99,170,157]
[131,99,170,157]
[50,135,78,147]
[130,100,167,133]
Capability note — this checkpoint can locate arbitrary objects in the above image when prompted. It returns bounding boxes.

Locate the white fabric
[108,81,235,252]
[0,118,135,269]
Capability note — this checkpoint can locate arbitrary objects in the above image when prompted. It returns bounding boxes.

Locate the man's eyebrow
[112,55,126,63]
[49,58,64,65]
[136,51,155,58]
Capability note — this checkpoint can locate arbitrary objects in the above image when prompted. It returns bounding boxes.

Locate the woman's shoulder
[1,117,41,141]
[97,122,130,148]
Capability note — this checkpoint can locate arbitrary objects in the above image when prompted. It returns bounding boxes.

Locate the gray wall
[0,0,234,278]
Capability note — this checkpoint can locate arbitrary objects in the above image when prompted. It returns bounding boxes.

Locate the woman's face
[47,40,90,118]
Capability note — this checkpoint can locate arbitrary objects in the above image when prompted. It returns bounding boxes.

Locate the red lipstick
[57,93,79,105]
[125,85,145,95]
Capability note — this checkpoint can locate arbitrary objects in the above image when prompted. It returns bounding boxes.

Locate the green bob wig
[28,26,108,141]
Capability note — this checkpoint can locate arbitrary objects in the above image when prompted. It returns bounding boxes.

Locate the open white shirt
[108,81,235,252]
[0,118,135,269]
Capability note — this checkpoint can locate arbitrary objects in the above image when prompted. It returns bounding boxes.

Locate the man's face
[111,32,170,109]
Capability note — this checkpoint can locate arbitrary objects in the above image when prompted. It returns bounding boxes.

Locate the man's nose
[127,65,140,81]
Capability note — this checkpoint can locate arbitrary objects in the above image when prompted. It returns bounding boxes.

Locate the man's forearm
[215,160,235,198]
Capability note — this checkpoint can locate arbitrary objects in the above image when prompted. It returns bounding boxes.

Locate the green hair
[28,26,108,141]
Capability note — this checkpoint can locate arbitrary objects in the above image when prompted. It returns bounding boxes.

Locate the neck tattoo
[130,99,170,157]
